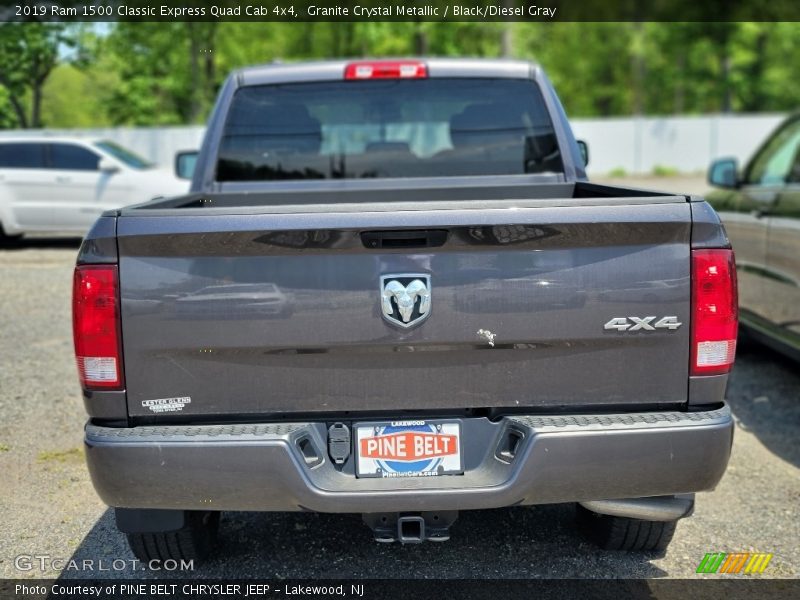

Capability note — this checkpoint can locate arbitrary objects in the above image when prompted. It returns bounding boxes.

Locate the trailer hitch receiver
[363,511,458,543]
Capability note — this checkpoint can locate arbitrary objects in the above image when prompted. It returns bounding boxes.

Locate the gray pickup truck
[74,59,737,561]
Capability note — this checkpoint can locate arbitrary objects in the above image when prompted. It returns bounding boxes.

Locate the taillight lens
[691,249,738,375]
[344,61,428,80]
[72,265,124,389]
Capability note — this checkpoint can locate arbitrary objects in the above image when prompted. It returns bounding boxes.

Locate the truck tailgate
[117,200,691,419]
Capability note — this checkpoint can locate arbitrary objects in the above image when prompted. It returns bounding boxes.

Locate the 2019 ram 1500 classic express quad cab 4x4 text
[73,59,737,561]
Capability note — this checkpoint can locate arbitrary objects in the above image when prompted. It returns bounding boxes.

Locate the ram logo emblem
[380,274,431,328]
[604,316,682,332]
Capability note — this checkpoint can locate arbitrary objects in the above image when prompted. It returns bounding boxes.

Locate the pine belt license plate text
[355,420,463,478]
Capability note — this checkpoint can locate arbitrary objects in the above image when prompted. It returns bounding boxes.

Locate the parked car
[708,114,800,361]
[75,59,736,562]
[0,137,188,240]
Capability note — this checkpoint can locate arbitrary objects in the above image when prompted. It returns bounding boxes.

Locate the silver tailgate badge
[380,274,431,328]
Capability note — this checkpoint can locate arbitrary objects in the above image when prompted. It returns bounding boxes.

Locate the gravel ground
[0,223,798,580]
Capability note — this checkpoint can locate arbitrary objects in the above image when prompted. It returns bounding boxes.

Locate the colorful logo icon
[696,552,773,574]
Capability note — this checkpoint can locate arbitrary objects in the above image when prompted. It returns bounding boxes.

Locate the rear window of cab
[216,78,563,181]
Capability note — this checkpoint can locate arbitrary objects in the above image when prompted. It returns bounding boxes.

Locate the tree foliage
[0,22,73,128]
[3,22,800,129]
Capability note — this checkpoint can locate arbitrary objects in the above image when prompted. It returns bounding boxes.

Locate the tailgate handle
[361,229,448,249]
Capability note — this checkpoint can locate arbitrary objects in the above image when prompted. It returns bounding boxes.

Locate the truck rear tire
[576,504,677,552]
[126,511,220,563]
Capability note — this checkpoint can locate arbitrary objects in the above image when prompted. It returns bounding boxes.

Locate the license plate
[355,420,462,478]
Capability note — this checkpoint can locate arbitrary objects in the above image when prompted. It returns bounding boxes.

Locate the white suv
[0,137,188,240]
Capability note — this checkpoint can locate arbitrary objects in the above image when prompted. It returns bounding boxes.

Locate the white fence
[0,113,787,176]
[571,113,786,175]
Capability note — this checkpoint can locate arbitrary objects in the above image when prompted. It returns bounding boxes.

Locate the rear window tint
[217,78,562,181]
[0,143,46,169]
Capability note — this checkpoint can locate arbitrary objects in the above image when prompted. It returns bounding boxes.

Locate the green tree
[18,21,800,127]
[516,23,634,117]
[40,62,118,128]
[0,22,74,128]
[103,22,220,125]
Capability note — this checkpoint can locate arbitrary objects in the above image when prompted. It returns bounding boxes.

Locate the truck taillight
[72,265,124,389]
[344,61,427,80]
[691,249,738,376]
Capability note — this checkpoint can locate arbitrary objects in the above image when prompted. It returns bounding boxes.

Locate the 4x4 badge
[380,274,431,328]
[604,316,682,331]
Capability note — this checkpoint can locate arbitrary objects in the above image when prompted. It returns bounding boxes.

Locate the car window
[746,118,800,186]
[0,143,46,169]
[49,144,100,171]
[94,140,153,169]
[217,79,563,181]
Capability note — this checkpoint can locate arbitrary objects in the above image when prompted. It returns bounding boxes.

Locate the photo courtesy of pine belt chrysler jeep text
[73,59,737,561]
